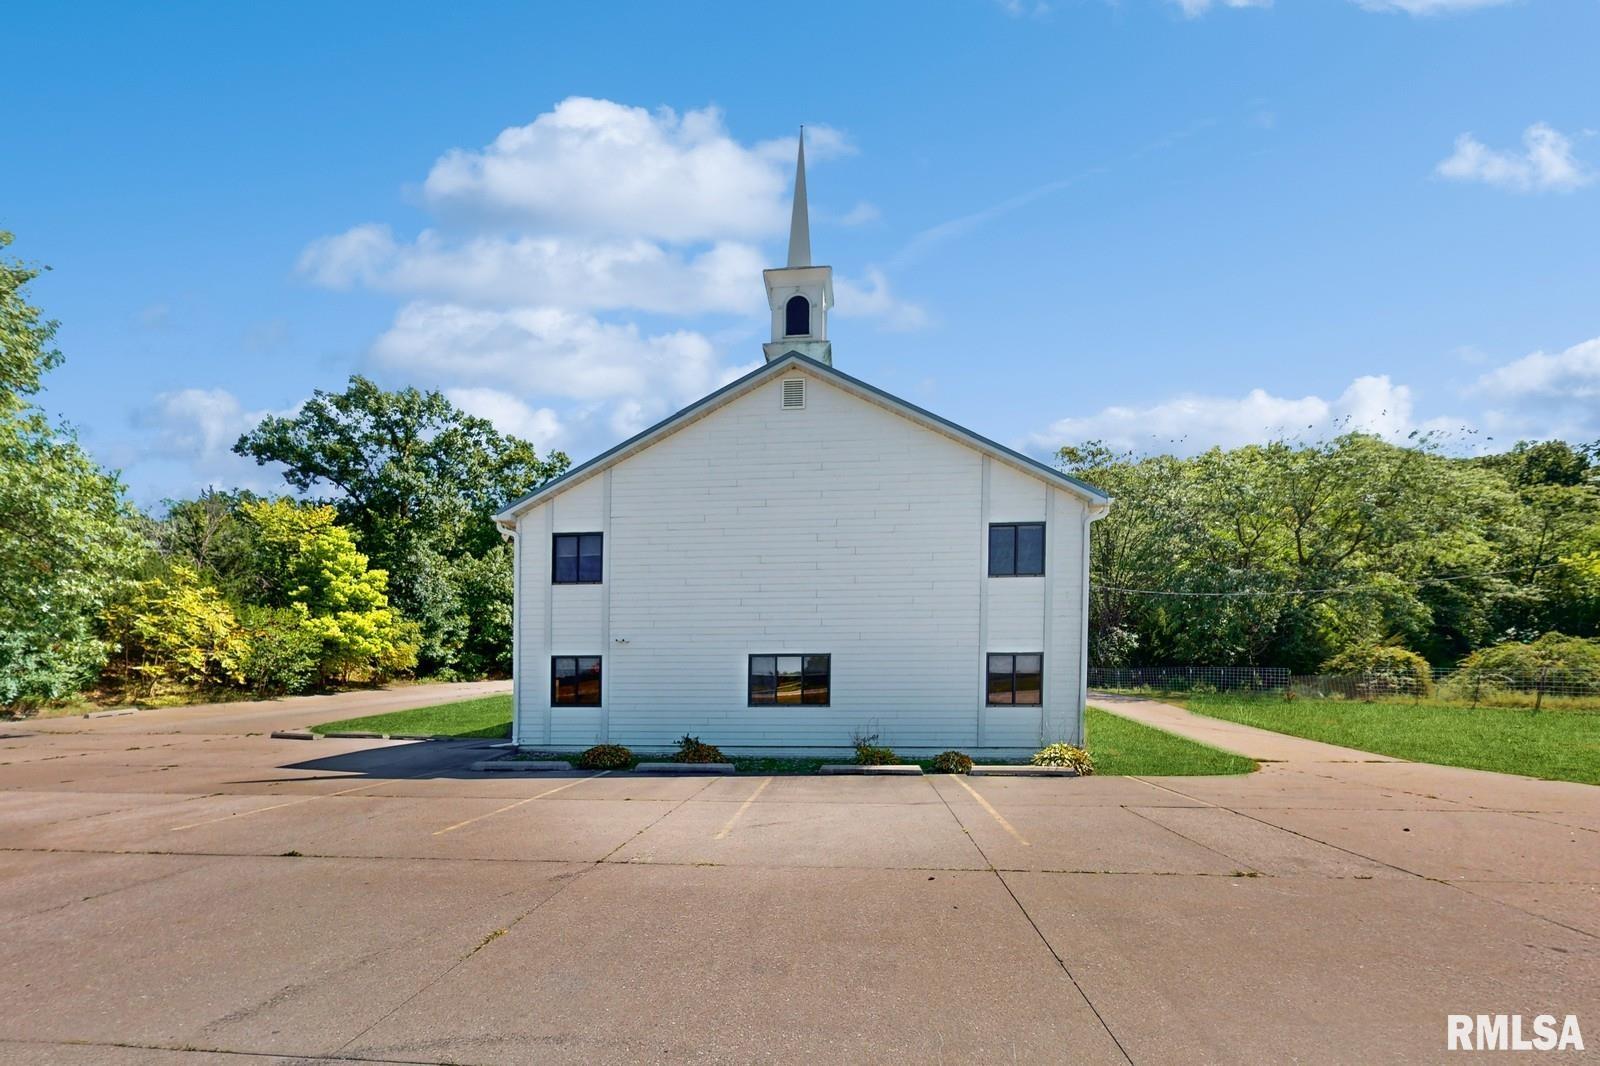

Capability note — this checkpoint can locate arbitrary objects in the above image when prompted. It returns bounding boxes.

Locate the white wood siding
[514,368,1090,752]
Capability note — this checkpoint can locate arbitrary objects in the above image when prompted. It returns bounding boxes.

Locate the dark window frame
[784,294,811,337]
[988,522,1046,577]
[552,532,604,585]
[551,655,602,707]
[986,652,1043,707]
[747,653,831,707]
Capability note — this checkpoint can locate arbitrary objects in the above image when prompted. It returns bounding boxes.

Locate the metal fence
[1089,665,1600,710]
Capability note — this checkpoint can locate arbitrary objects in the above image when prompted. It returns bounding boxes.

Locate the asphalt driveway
[0,687,1595,1064]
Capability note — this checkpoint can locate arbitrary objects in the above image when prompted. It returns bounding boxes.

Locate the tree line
[2,232,1596,711]
[0,233,567,710]
[1060,433,1600,674]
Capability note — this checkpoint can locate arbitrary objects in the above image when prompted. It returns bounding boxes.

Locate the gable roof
[493,352,1110,528]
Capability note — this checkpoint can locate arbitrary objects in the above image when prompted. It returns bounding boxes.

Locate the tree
[0,233,146,709]
[155,489,263,603]
[102,566,246,696]
[234,376,568,673]
[239,499,419,682]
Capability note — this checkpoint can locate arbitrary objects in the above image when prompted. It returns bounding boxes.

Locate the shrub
[1031,743,1095,775]
[576,744,633,770]
[673,734,727,764]
[930,750,973,774]
[1457,633,1600,694]
[850,730,898,766]
[236,606,322,696]
[1320,643,1432,698]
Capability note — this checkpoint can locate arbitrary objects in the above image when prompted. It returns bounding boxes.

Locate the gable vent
[781,378,806,409]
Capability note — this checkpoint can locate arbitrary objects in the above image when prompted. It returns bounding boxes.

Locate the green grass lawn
[311,694,514,739]
[313,694,1255,776]
[1183,694,1600,785]
[1084,705,1257,776]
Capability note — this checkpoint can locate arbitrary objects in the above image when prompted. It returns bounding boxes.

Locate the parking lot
[1,689,1596,1064]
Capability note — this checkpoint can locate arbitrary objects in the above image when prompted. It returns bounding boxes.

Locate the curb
[83,708,139,720]
[634,761,735,775]
[968,765,1080,777]
[321,731,385,739]
[819,764,923,775]
[270,730,319,741]
[470,759,574,772]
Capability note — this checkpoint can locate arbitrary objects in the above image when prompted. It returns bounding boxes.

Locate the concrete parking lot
[1,687,1596,1064]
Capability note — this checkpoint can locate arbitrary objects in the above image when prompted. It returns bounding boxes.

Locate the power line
[1094,564,1560,599]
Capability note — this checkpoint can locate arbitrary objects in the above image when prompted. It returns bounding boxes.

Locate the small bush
[930,750,973,774]
[1320,643,1432,698]
[673,734,727,763]
[851,730,898,765]
[1457,633,1600,694]
[576,744,633,770]
[1031,743,1095,775]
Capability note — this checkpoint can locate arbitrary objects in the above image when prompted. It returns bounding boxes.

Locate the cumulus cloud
[1470,336,1600,442]
[1027,374,1439,454]
[123,388,291,503]
[292,96,923,463]
[1436,123,1593,193]
[444,387,565,451]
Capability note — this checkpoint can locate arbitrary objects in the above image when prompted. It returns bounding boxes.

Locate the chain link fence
[1089,665,1600,711]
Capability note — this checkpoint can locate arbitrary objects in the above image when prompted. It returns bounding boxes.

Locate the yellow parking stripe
[949,775,1030,847]
[432,772,608,835]
[714,777,773,839]
[169,779,390,831]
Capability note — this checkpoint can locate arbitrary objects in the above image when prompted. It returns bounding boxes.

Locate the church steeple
[763,128,834,366]
[787,129,811,268]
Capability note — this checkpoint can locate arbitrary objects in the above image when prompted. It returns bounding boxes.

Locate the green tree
[155,488,264,602]
[234,376,567,673]
[102,566,246,696]
[240,498,419,682]
[0,233,146,708]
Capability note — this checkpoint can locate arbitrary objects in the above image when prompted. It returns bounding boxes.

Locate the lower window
[987,653,1042,705]
[749,654,830,706]
[552,656,601,707]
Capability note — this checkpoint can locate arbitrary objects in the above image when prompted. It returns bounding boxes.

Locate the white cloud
[423,97,834,242]
[1355,0,1514,12]
[144,388,269,459]
[370,302,724,403]
[834,270,929,332]
[444,387,565,451]
[1470,336,1600,442]
[125,388,292,502]
[1170,0,1271,16]
[1028,375,1434,453]
[1435,123,1593,193]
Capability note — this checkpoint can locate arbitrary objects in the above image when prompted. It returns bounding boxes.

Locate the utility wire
[1094,563,1561,599]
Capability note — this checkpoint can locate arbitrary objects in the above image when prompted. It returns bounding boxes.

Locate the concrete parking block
[633,761,735,774]
[340,863,1130,1065]
[819,763,922,775]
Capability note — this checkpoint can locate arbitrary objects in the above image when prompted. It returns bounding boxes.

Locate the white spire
[786,128,811,268]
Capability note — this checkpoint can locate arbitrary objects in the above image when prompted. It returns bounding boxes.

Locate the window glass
[578,533,603,583]
[776,655,803,704]
[554,533,602,584]
[987,654,1014,704]
[988,525,1015,576]
[551,656,601,706]
[750,654,829,706]
[802,655,830,704]
[750,656,776,705]
[988,653,1042,706]
[1015,655,1042,705]
[1016,524,1045,575]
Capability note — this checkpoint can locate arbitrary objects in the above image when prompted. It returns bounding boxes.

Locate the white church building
[494,137,1111,755]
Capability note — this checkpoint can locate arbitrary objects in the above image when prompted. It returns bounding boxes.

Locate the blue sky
[5,0,1597,507]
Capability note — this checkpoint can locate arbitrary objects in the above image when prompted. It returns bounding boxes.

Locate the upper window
[784,294,811,337]
[987,653,1042,706]
[553,533,603,584]
[552,656,601,706]
[989,523,1045,576]
[749,654,830,706]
